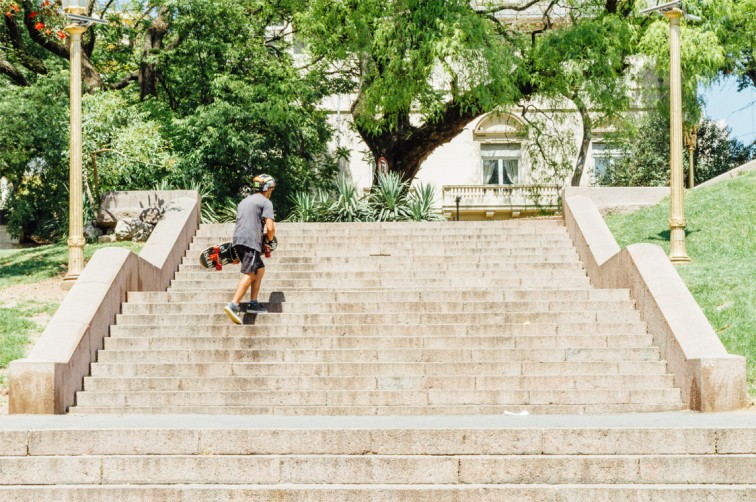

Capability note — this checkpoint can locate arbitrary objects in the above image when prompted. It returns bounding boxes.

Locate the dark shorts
[234,245,265,275]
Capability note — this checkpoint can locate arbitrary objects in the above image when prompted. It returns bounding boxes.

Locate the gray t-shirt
[232,193,274,252]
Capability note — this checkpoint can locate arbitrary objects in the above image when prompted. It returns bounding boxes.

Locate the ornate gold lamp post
[664,8,691,263]
[640,1,693,264]
[61,1,105,289]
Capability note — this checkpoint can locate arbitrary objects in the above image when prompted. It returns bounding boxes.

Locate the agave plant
[286,190,331,222]
[368,172,411,221]
[407,182,445,221]
[327,176,371,222]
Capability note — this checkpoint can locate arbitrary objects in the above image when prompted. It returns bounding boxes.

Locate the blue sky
[700,76,756,145]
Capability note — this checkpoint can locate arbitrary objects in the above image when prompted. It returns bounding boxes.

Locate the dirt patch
[0,276,68,307]
[0,277,66,415]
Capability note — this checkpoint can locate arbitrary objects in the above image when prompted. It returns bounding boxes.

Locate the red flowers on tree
[35,21,44,31]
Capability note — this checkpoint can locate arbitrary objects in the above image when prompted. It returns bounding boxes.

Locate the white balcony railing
[441,184,560,215]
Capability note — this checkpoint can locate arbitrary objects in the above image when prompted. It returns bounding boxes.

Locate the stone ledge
[8,192,200,414]
[562,195,747,411]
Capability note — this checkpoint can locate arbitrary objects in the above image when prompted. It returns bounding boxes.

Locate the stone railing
[441,184,560,219]
[8,191,201,414]
[562,193,747,411]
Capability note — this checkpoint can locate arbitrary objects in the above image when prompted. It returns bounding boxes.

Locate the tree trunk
[571,95,592,187]
[139,9,169,100]
[357,104,478,183]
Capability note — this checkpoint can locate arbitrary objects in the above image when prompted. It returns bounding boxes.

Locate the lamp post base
[669,225,692,264]
[60,274,79,290]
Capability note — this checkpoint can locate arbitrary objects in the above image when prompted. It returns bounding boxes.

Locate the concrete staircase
[4,220,754,499]
[70,220,684,415]
[0,414,754,500]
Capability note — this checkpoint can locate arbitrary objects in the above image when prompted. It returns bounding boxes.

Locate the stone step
[109,322,649,338]
[95,347,661,364]
[196,221,567,234]
[81,373,675,392]
[88,361,672,378]
[4,484,753,501]
[186,245,579,257]
[192,236,572,249]
[12,452,751,485]
[167,277,593,290]
[11,415,752,455]
[173,269,588,281]
[195,254,580,264]
[114,310,641,326]
[103,334,653,351]
[120,300,635,315]
[67,403,685,414]
[72,388,682,408]
[126,289,633,304]
[179,261,585,273]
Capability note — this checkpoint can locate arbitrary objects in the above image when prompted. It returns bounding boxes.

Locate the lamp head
[62,0,88,15]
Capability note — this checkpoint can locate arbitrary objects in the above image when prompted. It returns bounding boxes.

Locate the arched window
[473,113,527,186]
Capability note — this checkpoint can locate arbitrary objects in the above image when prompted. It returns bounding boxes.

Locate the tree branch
[0,54,28,85]
[474,0,544,15]
[108,71,138,90]
[4,14,47,74]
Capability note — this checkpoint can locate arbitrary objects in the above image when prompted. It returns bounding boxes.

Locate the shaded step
[67,403,686,415]
[103,334,654,351]
[81,373,676,392]
[126,289,633,304]
[88,361,672,378]
[173,269,589,281]
[120,299,636,315]
[95,347,661,365]
[114,310,642,326]
[167,277,593,290]
[109,322,650,338]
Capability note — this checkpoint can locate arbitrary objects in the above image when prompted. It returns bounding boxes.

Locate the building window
[591,142,621,181]
[481,144,520,185]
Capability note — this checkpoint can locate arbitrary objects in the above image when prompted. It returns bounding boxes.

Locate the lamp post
[664,8,691,263]
[61,0,91,290]
[639,2,694,264]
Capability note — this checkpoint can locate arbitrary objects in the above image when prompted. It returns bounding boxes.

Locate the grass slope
[605,171,756,397]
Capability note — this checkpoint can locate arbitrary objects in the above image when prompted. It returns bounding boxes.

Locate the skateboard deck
[199,241,238,270]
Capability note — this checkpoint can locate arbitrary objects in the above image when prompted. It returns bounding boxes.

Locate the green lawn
[0,241,142,290]
[605,171,756,398]
[0,241,143,377]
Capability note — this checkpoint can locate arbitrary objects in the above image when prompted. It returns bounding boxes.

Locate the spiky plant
[407,182,445,221]
[327,176,371,222]
[368,172,411,221]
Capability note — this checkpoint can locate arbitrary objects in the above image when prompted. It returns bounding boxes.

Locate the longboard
[199,242,238,270]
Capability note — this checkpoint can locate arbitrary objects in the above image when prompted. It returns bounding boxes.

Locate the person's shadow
[241,291,285,324]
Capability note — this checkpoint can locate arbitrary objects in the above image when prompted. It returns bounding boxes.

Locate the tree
[297,0,736,185]
[599,107,755,187]
[694,119,755,183]
[0,0,337,236]
[700,0,756,90]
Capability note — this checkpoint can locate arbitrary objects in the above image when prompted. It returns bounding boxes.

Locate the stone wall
[562,194,747,411]
[8,191,200,414]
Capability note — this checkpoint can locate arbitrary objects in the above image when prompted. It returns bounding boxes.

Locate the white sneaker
[224,302,242,325]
